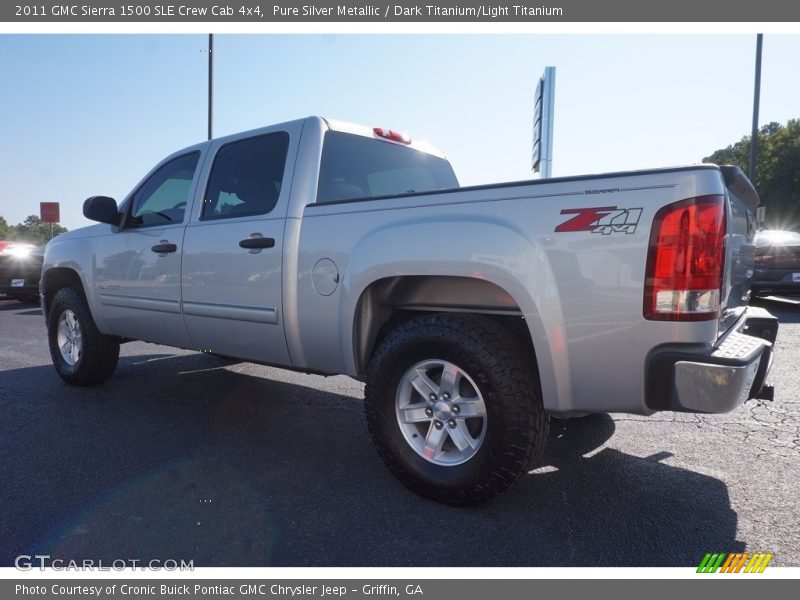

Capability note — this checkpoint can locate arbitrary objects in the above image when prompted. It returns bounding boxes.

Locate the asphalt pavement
[1,297,798,567]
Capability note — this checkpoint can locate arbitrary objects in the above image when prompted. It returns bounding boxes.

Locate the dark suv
[0,241,44,304]
[751,229,800,297]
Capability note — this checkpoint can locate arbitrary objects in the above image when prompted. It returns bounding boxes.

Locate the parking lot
[1,296,798,567]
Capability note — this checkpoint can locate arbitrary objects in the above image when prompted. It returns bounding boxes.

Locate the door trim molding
[98,293,181,314]
[182,300,279,324]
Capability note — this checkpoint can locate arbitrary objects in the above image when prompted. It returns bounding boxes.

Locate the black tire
[365,313,549,505]
[47,287,120,386]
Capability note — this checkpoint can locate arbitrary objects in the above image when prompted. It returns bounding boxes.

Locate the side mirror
[755,206,766,228]
[83,196,121,226]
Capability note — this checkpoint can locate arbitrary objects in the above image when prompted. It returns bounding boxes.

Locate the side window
[129,152,200,228]
[202,132,289,220]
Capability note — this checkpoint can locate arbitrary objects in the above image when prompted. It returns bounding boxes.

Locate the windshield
[317,131,459,203]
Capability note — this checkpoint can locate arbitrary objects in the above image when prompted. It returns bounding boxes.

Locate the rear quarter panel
[293,167,728,415]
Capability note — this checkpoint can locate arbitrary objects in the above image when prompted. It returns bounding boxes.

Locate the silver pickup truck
[41,116,777,504]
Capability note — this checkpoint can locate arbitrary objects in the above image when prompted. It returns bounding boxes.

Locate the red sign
[40,202,60,223]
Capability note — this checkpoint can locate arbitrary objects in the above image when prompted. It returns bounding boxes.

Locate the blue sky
[1,34,799,231]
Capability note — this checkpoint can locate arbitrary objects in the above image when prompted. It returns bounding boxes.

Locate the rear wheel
[47,287,120,386]
[365,313,548,505]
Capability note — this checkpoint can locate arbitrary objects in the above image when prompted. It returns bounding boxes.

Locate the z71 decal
[555,206,642,235]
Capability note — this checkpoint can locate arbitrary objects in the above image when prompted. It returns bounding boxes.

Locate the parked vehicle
[751,229,800,297]
[40,117,777,504]
[0,242,44,303]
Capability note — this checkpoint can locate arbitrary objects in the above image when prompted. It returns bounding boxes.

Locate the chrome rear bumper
[646,306,778,414]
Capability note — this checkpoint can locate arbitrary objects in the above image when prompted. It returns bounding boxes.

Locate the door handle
[151,242,177,254]
[239,237,275,249]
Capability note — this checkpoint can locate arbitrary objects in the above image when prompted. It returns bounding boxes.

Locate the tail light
[644,195,726,321]
[754,253,774,265]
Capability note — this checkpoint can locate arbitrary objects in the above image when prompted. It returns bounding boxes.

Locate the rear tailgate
[717,166,777,401]
[645,165,777,413]
[718,165,759,332]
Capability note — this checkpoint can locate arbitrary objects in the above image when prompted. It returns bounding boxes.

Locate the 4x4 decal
[555,206,642,235]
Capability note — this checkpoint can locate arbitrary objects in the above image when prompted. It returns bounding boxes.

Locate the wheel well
[42,268,84,318]
[353,275,535,375]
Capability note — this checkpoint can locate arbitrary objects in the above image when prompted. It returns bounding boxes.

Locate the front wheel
[47,287,120,386]
[365,313,548,505]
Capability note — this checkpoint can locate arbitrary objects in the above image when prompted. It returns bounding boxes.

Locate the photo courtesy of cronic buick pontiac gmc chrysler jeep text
[39,117,778,504]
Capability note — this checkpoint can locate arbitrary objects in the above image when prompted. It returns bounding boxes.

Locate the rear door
[181,126,297,364]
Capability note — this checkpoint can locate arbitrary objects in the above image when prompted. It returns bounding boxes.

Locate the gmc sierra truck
[41,116,777,504]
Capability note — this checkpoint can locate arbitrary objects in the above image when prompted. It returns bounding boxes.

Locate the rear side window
[316,132,458,203]
[202,132,289,220]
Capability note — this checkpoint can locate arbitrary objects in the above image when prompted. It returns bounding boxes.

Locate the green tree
[13,215,68,246]
[703,120,800,229]
[0,216,14,240]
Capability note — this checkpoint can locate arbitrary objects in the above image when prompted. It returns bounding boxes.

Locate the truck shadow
[0,351,742,567]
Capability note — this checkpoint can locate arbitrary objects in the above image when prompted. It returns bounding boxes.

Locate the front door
[181,131,292,365]
[93,151,201,347]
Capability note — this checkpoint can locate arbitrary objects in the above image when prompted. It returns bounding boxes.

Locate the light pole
[208,33,214,141]
[749,34,763,181]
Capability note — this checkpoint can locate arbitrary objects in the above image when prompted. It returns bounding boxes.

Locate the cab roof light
[373,127,412,144]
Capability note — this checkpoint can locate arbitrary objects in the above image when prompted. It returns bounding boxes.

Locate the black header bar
[4,1,800,22]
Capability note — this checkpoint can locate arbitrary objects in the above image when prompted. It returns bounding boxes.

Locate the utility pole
[749,34,763,181]
[208,33,214,141]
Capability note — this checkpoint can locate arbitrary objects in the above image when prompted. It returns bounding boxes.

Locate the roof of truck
[170,116,449,162]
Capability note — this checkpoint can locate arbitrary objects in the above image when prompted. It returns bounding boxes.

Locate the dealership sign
[532,66,556,177]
